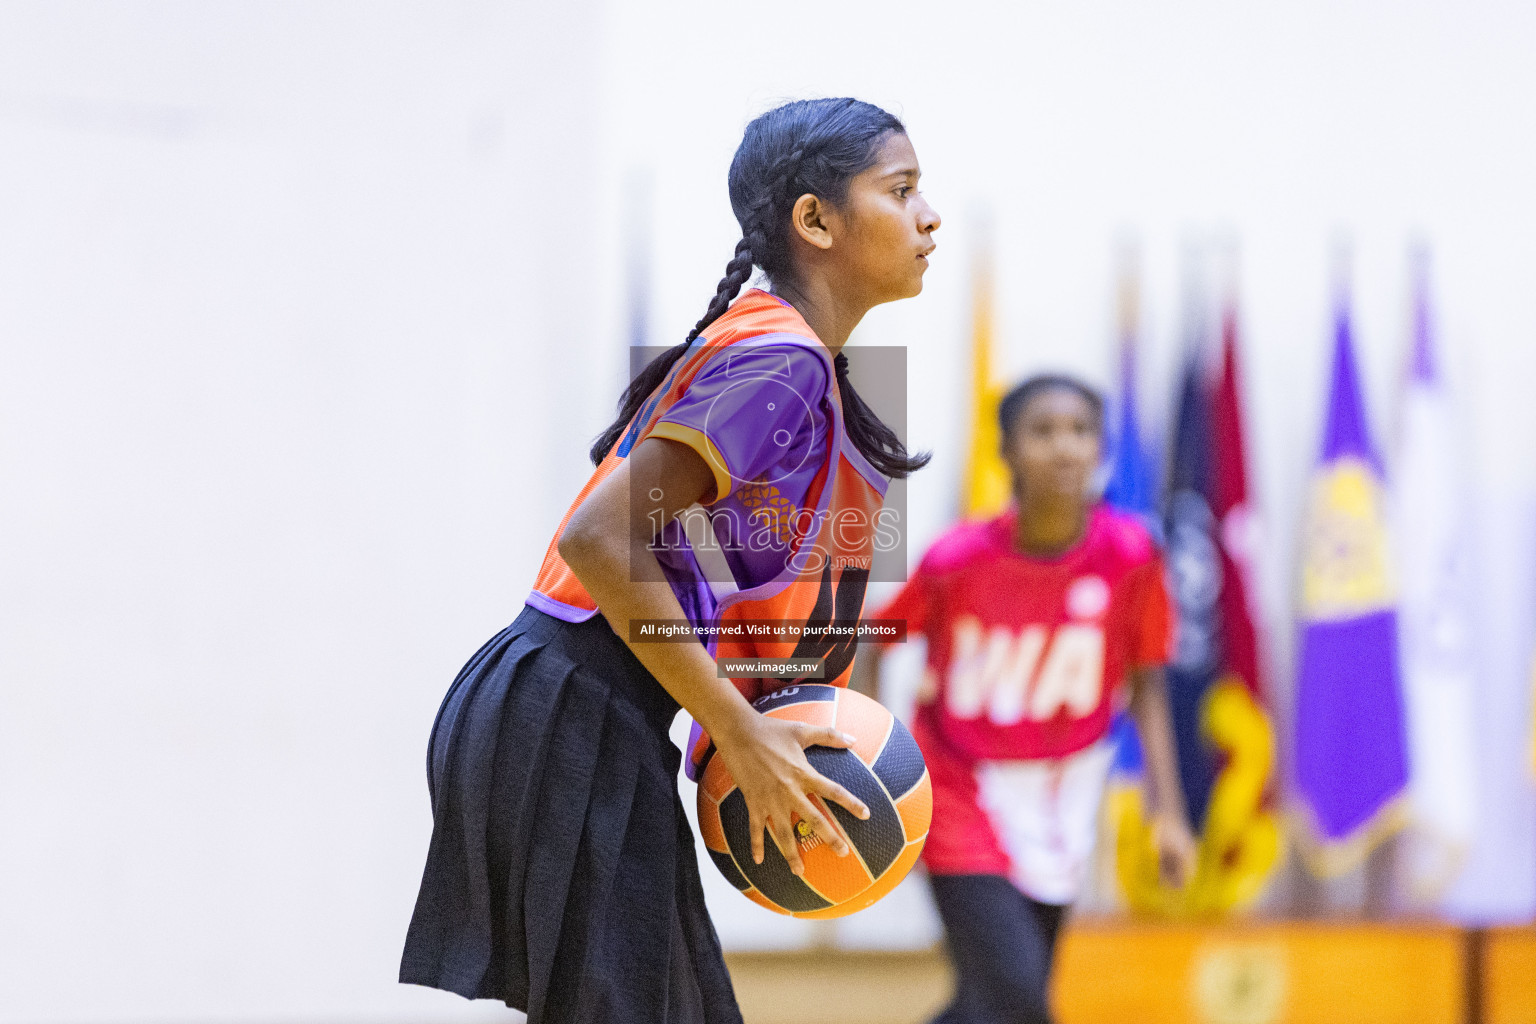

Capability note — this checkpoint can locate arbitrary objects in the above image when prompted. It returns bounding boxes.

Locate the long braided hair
[588,98,931,479]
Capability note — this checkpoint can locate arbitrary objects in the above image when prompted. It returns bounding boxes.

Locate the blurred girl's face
[1003,388,1102,504]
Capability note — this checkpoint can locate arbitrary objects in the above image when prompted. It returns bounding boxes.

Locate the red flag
[1211,310,1263,702]
[1113,303,1281,915]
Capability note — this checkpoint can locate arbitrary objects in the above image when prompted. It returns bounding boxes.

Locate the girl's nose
[918,197,941,234]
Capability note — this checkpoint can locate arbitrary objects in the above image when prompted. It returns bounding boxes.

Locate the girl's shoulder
[916,515,1010,577]
[1086,504,1161,569]
[703,288,822,348]
[679,291,832,406]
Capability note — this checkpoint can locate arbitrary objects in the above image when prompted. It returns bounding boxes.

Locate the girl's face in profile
[832,131,941,306]
[1004,388,1102,504]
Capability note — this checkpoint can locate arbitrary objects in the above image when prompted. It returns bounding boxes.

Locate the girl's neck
[1012,492,1089,558]
[770,276,867,353]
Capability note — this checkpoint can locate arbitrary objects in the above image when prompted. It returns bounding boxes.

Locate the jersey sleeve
[646,342,829,505]
[1128,554,1176,668]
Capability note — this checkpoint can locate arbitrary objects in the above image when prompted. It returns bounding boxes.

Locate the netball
[697,684,932,918]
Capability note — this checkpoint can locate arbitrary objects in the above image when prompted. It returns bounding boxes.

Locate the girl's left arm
[1126,665,1198,887]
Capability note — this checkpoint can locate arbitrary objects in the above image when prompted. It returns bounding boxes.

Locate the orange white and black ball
[696,684,932,918]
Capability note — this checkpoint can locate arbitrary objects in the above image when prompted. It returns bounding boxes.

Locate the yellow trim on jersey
[648,421,736,505]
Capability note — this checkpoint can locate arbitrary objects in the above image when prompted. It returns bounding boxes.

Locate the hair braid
[741,145,806,270]
[833,352,931,479]
[766,145,806,205]
[684,235,756,345]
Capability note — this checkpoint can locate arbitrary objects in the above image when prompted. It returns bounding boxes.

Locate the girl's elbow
[557,512,602,570]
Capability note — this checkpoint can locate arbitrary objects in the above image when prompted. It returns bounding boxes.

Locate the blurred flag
[1210,311,1263,715]
[622,168,654,385]
[1116,351,1214,916]
[1152,355,1219,823]
[626,218,650,351]
[1113,315,1279,915]
[1103,272,1157,523]
[1441,492,1536,921]
[1393,259,1479,899]
[1103,268,1154,779]
[1200,309,1281,906]
[1291,300,1410,878]
[961,248,1010,519]
[1098,268,1151,909]
[1526,667,1536,783]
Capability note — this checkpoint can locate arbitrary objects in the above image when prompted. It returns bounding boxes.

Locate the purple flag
[1291,301,1410,877]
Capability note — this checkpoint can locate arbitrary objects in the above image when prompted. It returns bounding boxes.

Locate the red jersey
[875,505,1175,898]
[881,504,1172,761]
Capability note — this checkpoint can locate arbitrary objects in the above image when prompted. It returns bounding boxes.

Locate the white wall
[0,3,600,1021]
[2,2,1534,1021]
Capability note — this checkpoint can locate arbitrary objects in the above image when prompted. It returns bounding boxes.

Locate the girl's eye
[896,185,913,198]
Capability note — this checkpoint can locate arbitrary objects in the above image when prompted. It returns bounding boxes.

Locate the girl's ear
[790,193,835,251]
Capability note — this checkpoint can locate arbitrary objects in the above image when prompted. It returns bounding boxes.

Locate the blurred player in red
[855,374,1196,1024]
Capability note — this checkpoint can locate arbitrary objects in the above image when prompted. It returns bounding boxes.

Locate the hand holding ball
[697,685,931,918]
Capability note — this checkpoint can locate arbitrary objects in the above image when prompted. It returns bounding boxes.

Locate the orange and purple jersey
[529,290,892,770]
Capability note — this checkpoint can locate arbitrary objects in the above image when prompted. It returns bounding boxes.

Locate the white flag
[1393,265,1479,899]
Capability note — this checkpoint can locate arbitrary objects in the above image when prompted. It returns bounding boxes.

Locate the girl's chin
[878,281,924,303]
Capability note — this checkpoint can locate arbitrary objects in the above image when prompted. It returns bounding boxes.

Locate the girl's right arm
[558,435,871,875]
[1126,665,1198,887]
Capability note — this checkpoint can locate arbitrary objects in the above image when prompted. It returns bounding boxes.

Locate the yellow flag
[1111,678,1283,917]
[961,251,1011,518]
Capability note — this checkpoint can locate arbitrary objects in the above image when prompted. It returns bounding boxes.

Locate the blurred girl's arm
[1127,665,1198,886]
[849,645,885,699]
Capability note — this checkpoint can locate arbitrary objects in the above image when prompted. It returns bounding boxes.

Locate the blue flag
[1104,336,1155,778]
[1161,353,1224,828]
[1104,340,1157,521]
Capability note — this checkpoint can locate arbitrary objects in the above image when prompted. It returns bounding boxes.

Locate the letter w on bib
[947,617,1105,725]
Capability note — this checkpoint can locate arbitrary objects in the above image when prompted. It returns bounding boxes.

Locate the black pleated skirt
[400,605,743,1024]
